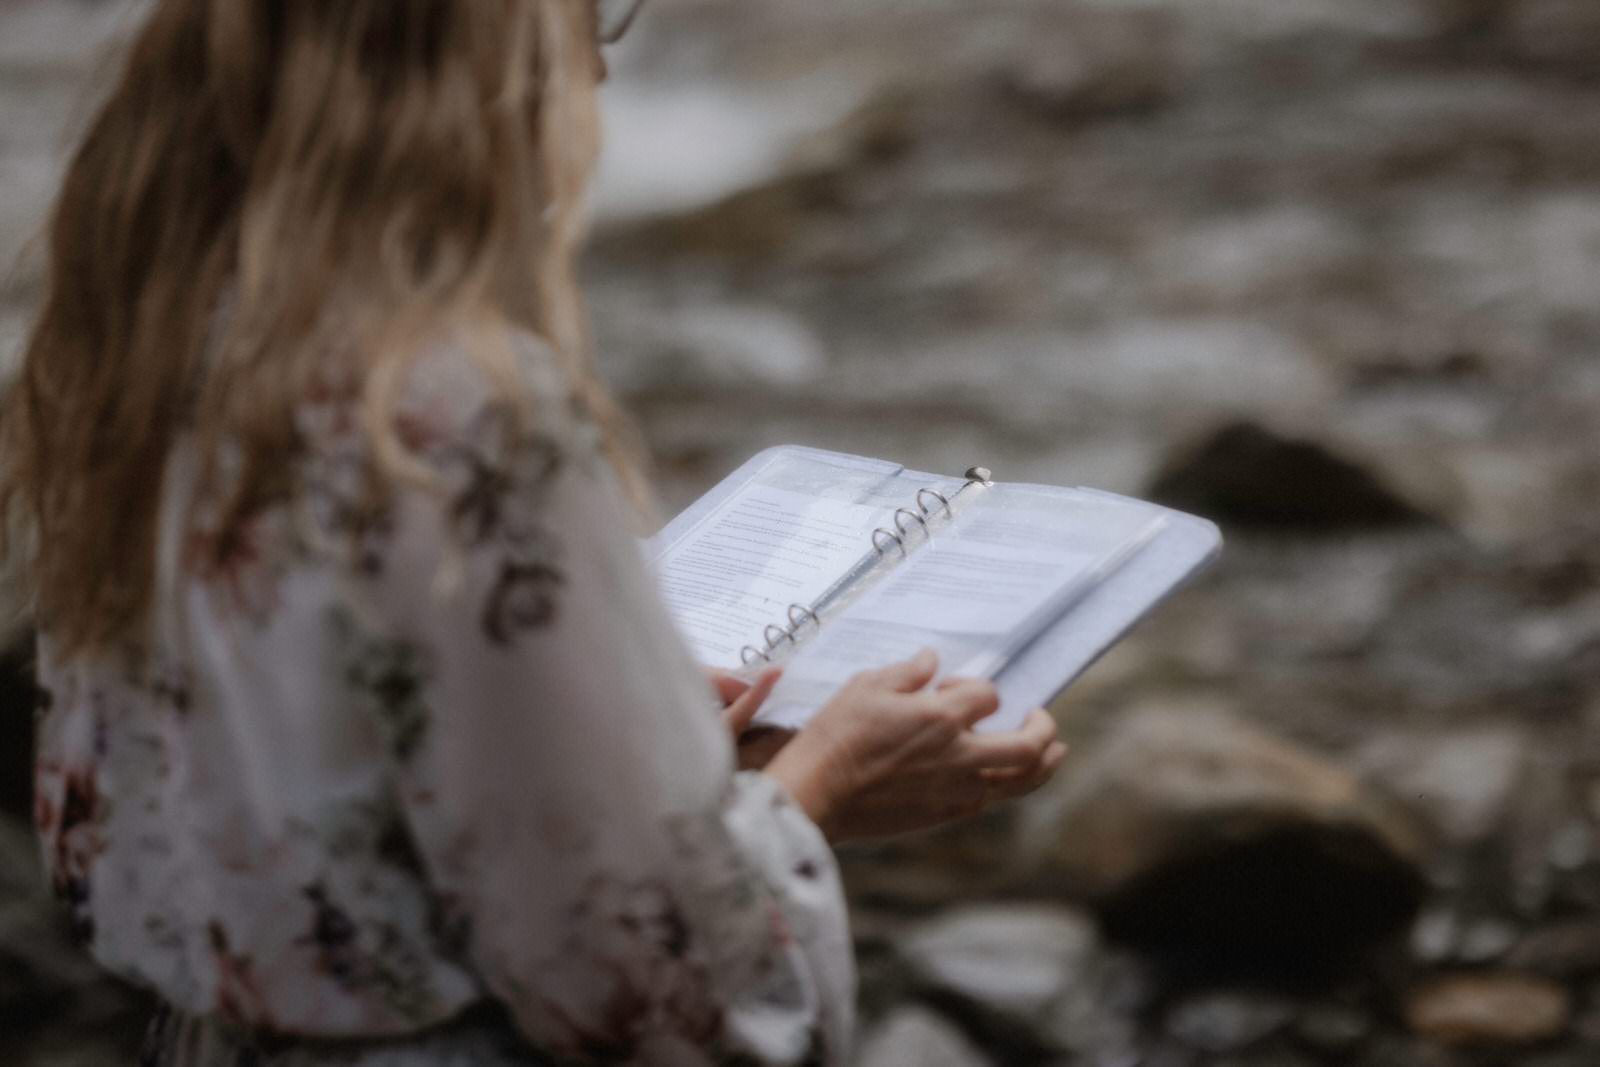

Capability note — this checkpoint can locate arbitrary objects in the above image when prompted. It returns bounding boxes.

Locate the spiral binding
[742,605,817,664]
[868,467,990,558]
[738,466,992,665]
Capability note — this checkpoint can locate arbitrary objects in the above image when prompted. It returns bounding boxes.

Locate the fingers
[722,667,782,737]
[864,647,939,694]
[981,740,1068,802]
[932,677,1001,728]
[961,708,1058,769]
[707,669,750,707]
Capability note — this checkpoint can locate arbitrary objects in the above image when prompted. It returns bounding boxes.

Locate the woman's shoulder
[298,323,599,466]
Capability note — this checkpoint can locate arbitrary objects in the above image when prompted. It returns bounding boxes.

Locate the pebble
[855,1006,992,1067]
[1576,982,1600,1044]
[1410,909,1459,964]
[1507,921,1600,978]
[1296,1002,1373,1052]
[1548,821,1594,872]
[1405,973,1571,1046]
[1163,991,1293,1053]
[1458,918,1520,964]
[901,904,1098,1021]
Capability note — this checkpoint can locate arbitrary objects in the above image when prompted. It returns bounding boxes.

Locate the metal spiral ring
[894,507,929,538]
[871,528,906,557]
[788,603,821,632]
[740,645,770,665]
[916,487,951,517]
[763,623,794,649]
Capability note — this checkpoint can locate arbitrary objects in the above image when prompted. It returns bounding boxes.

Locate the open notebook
[647,446,1221,733]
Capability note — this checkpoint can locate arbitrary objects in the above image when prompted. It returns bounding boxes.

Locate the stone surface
[854,1006,991,1067]
[595,300,828,393]
[1146,422,1439,533]
[1000,8,1176,124]
[1036,706,1427,971]
[902,905,1099,1020]
[899,904,1132,1057]
[1410,909,1461,965]
[1163,991,1294,1053]
[1457,918,1519,964]
[1296,1001,1374,1052]
[1405,972,1571,1046]
[1356,726,1535,844]
[1508,921,1600,979]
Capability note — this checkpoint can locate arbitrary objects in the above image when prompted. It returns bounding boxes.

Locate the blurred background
[3,0,1599,1064]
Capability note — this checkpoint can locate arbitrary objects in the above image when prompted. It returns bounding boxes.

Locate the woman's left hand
[706,667,794,769]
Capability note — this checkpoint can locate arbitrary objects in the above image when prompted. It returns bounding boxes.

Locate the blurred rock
[1000,10,1175,125]
[1546,820,1593,873]
[1508,921,1600,979]
[1163,991,1293,1053]
[1405,972,1570,1046]
[1410,908,1461,964]
[899,904,1132,1057]
[1152,207,1365,309]
[1296,1001,1374,1053]
[1509,0,1600,70]
[592,80,864,224]
[903,905,1098,1019]
[1575,991,1600,1045]
[1147,422,1439,533]
[1423,0,1515,38]
[597,301,827,394]
[1458,918,1520,963]
[1037,706,1426,974]
[1409,907,1519,965]
[1356,726,1533,844]
[854,1006,991,1067]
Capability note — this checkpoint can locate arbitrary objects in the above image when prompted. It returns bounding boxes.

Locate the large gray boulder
[1029,706,1428,973]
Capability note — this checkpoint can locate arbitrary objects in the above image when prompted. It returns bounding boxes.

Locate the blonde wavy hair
[1,0,647,658]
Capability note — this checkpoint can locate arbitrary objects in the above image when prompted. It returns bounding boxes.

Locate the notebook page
[652,450,913,668]
[753,485,1163,729]
[991,496,1222,722]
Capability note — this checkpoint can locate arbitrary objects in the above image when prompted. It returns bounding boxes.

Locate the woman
[2,2,1067,1064]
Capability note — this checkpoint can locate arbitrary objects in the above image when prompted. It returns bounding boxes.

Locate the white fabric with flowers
[32,335,854,1066]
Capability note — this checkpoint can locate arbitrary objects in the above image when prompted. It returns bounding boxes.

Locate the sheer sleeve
[310,352,854,1064]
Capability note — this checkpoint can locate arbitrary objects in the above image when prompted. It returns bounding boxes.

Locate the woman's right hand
[764,649,1067,842]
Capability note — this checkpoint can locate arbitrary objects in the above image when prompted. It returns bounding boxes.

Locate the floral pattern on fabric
[34,338,855,1067]
[430,404,567,644]
[330,608,434,766]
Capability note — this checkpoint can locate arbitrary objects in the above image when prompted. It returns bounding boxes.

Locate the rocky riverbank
[3,0,1598,1064]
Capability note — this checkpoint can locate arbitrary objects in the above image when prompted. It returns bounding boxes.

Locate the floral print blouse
[32,335,854,1065]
